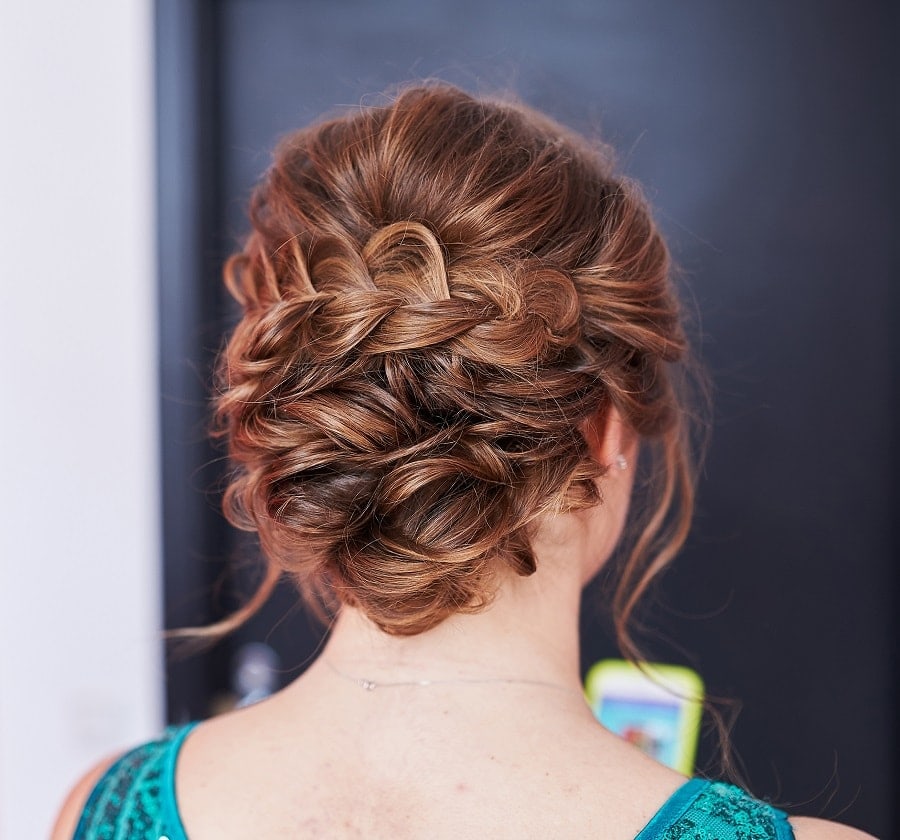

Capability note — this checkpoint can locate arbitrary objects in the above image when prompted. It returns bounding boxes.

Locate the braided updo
[215,84,693,639]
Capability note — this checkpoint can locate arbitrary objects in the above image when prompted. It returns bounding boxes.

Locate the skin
[53,411,876,839]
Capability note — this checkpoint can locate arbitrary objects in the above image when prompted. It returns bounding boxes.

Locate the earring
[614,454,628,471]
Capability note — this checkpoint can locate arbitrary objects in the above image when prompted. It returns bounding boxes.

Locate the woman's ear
[581,406,635,470]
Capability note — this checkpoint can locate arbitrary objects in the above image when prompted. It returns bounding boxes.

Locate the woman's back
[175,669,684,838]
[63,662,871,838]
[70,659,867,838]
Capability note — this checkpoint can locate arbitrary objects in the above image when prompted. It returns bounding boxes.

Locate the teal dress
[74,724,795,839]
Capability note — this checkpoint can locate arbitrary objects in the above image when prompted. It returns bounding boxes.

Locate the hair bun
[215,85,691,637]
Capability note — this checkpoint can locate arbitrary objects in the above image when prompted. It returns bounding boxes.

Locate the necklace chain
[325,658,582,697]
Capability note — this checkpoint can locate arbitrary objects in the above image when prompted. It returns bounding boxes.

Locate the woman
[55,84,872,839]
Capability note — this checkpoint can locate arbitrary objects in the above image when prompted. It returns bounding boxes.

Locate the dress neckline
[161,721,198,840]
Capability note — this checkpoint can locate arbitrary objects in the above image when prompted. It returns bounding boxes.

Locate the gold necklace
[325,658,583,697]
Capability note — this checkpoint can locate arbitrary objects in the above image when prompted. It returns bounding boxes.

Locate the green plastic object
[584,659,704,775]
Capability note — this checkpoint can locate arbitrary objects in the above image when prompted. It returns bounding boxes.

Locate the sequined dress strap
[636,777,795,839]
[73,723,196,840]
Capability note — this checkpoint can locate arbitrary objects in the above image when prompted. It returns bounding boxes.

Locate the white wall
[0,1,161,836]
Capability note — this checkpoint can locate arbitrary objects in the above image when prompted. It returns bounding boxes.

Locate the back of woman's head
[215,83,692,640]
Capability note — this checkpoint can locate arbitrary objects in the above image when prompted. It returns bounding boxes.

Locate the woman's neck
[319,552,585,692]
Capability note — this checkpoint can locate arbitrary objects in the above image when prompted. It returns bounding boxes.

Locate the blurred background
[1,1,895,836]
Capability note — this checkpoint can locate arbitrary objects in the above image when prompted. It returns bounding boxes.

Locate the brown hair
[212,83,694,645]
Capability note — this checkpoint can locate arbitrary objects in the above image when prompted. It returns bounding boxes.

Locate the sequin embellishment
[636,777,794,839]
[72,724,195,840]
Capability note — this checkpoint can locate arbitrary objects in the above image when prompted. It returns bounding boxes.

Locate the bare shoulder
[790,816,879,840]
[50,754,121,840]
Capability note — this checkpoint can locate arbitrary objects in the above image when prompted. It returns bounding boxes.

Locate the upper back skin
[53,667,877,840]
